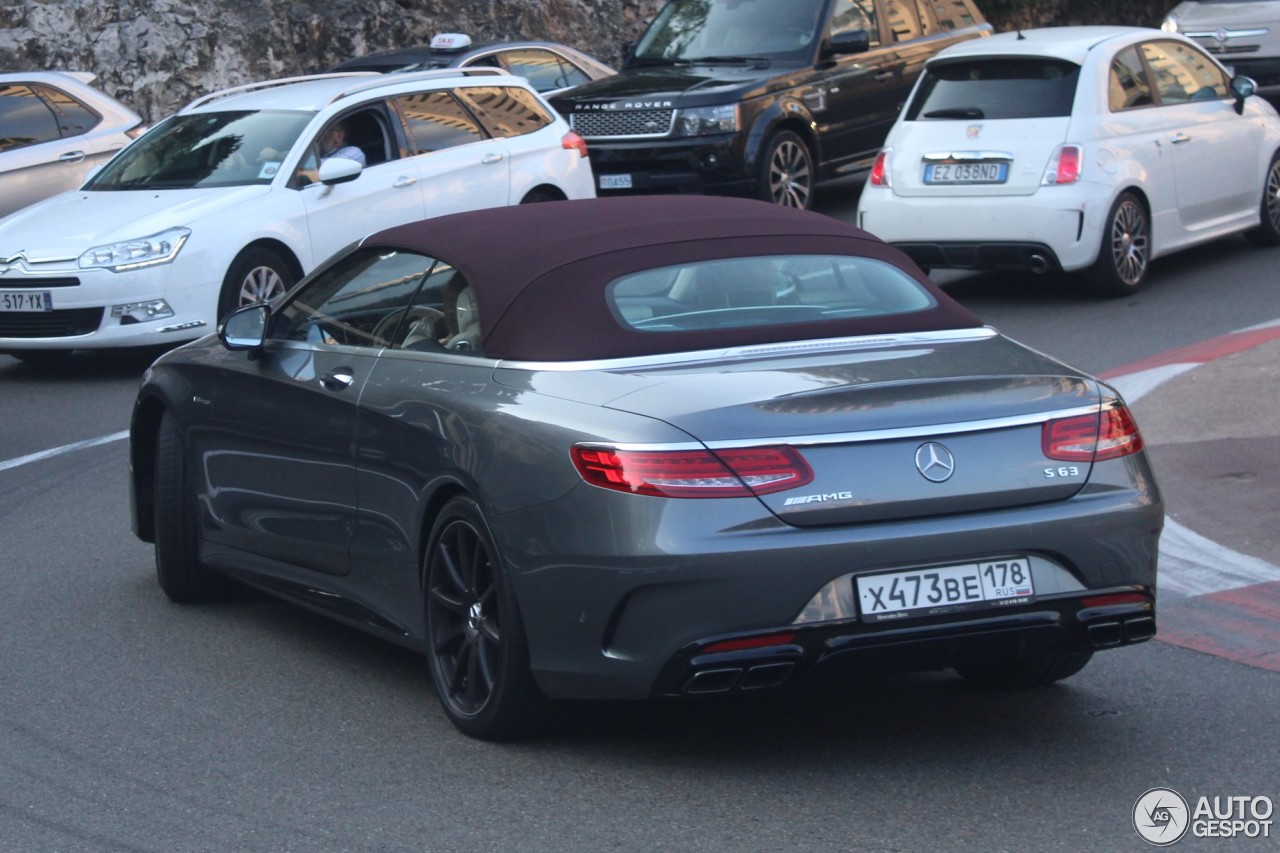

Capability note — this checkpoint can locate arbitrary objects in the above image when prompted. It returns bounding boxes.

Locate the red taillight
[868,149,890,187]
[562,130,588,158]
[1042,144,1082,185]
[1042,406,1144,462]
[570,445,813,498]
[701,632,798,654]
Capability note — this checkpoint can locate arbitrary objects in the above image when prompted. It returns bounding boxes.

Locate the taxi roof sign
[430,33,472,52]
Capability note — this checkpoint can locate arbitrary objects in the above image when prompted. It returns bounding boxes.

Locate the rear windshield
[607,255,935,333]
[906,58,1080,121]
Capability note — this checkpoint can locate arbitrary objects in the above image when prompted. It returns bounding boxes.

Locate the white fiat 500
[856,26,1280,296]
[0,68,593,360]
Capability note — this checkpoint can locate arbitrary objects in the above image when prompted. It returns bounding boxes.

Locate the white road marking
[1105,363,1197,404]
[1158,517,1280,597]
[0,430,129,473]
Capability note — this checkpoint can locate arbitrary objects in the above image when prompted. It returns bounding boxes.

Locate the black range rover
[551,0,990,208]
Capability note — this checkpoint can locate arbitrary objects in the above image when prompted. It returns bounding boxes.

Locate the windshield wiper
[628,56,692,68]
[922,107,985,119]
[687,55,771,68]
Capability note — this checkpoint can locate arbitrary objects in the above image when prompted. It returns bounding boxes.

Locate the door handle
[393,176,418,188]
[58,151,87,163]
[320,369,354,390]
[1171,133,1192,144]
[873,71,894,82]
[482,153,504,165]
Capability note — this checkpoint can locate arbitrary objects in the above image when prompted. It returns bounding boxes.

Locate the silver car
[0,71,144,219]
[129,196,1163,739]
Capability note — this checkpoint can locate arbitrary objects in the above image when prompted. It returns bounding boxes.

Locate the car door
[298,101,429,267]
[818,0,909,169]
[0,83,92,217]
[390,89,511,216]
[454,84,561,200]
[491,47,594,94]
[1141,39,1259,230]
[198,247,437,577]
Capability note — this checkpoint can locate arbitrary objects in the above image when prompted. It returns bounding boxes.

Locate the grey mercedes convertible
[129,196,1163,739]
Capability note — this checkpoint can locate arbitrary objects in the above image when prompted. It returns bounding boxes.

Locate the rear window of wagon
[906,58,1081,120]
[607,255,936,332]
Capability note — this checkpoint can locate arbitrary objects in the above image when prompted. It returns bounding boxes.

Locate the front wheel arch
[217,241,304,320]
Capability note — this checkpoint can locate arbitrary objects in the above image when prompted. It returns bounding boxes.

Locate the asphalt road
[2,185,1278,851]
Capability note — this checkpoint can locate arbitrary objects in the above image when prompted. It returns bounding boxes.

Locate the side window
[0,84,62,152]
[926,0,981,30]
[883,1,924,43]
[392,91,484,153]
[831,0,882,49]
[36,85,102,138]
[1110,46,1155,111]
[274,248,437,349]
[1141,40,1229,105]
[454,85,554,139]
[496,49,572,93]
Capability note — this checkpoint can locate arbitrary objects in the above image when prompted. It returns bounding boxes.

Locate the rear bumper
[653,588,1155,697]
[857,184,1111,273]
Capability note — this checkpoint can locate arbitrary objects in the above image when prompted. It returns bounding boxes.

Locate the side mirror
[219,303,269,351]
[826,29,871,58]
[318,156,363,185]
[1231,74,1257,115]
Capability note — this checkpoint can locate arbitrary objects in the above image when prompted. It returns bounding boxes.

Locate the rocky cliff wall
[0,0,663,121]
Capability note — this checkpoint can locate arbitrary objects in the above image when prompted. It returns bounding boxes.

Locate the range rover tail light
[570,445,813,498]
[1042,405,1144,462]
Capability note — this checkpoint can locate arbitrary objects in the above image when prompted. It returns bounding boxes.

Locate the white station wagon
[0,69,593,361]
[856,26,1280,296]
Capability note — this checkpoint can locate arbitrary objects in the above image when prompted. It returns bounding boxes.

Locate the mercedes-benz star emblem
[915,442,955,483]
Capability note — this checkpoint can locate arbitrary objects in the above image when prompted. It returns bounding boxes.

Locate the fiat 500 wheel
[1245,153,1280,247]
[1083,192,1149,297]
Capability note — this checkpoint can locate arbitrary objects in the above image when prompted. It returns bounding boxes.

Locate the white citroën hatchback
[0,69,593,361]
[856,26,1280,296]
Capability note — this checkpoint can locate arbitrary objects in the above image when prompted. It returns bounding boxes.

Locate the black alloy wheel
[218,246,297,320]
[424,497,544,739]
[1245,154,1280,246]
[954,649,1093,688]
[759,130,814,209]
[1084,191,1149,297]
[153,411,230,602]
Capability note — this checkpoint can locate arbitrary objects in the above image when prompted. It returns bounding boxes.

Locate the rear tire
[218,247,296,321]
[1245,154,1280,246]
[955,649,1093,688]
[1082,191,1149,297]
[154,411,230,602]
[423,496,546,740]
[757,130,814,209]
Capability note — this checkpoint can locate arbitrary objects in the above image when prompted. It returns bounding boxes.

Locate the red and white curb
[1102,319,1280,672]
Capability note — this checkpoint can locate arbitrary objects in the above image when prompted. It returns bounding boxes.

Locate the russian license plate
[856,557,1034,622]
[599,173,633,190]
[0,290,53,312]
[923,162,1008,184]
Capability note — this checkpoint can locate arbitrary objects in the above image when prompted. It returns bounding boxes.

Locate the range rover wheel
[955,649,1093,688]
[1083,191,1149,297]
[758,130,814,209]
[423,496,546,740]
[1245,153,1280,246]
[218,247,296,320]
[153,411,230,602]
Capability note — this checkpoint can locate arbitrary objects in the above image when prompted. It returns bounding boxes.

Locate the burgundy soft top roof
[364,196,983,361]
